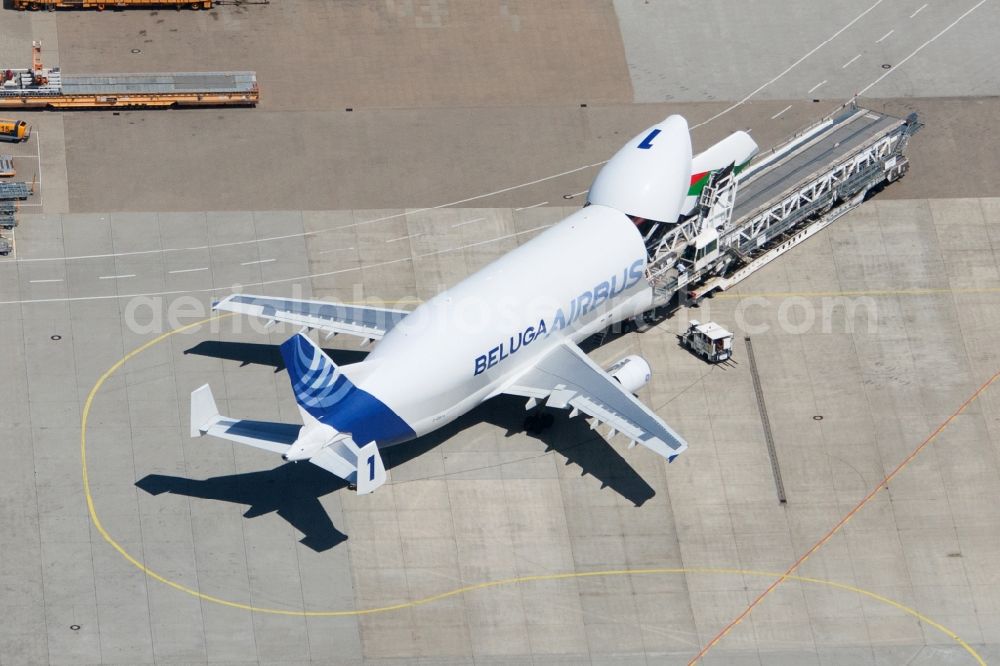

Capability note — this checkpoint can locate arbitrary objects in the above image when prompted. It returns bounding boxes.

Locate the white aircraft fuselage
[364,204,654,442]
[196,113,758,492]
[343,114,698,446]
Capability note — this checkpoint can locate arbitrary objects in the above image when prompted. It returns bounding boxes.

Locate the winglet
[354,441,387,495]
[190,384,221,438]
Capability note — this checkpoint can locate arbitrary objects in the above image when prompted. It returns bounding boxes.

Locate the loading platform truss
[1,42,257,109]
[14,1,212,10]
[645,102,921,309]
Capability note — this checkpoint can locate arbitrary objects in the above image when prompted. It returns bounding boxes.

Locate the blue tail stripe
[279,333,415,445]
[299,373,352,408]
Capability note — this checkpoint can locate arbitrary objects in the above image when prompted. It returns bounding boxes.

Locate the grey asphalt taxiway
[1,2,999,664]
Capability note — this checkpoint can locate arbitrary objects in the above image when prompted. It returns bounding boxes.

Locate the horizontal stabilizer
[190,383,298,454]
[355,441,387,495]
[189,383,387,492]
[190,383,221,438]
[307,439,387,494]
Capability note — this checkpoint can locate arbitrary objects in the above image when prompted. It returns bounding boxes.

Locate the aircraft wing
[501,342,688,461]
[213,293,409,342]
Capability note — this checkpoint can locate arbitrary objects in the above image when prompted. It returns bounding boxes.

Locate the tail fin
[279,330,416,447]
[279,331,356,420]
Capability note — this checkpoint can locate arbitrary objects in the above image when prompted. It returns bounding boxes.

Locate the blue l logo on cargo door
[637,129,661,150]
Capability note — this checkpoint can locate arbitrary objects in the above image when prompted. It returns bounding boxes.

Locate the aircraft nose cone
[588,114,693,223]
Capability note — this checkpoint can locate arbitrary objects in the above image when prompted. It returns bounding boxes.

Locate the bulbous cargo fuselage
[353,115,695,443]
[362,205,652,437]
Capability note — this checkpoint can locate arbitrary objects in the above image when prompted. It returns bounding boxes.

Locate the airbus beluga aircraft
[191,115,758,493]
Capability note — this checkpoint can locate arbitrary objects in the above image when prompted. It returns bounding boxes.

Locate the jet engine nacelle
[606,355,652,394]
[587,115,693,224]
[284,421,338,461]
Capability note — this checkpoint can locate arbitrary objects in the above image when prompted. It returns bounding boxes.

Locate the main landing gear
[524,410,555,435]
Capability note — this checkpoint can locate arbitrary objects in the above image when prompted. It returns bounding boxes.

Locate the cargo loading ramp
[732,109,902,222]
[721,105,915,259]
[643,102,920,309]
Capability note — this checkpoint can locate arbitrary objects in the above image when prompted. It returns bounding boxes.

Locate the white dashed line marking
[808,80,827,94]
[0,225,555,305]
[98,274,135,280]
[168,267,209,274]
[386,233,422,244]
[3,1,893,268]
[771,105,793,120]
[857,0,987,97]
[515,201,548,211]
[910,3,928,18]
[416,225,552,258]
[842,54,862,68]
[318,247,355,254]
[876,29,895,43]
[690,0,887,130]
[240,259,276,266]
[451,217,486,228]
[29,279,63,284]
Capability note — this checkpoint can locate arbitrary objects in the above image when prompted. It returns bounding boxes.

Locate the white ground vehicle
[681,320,733,363]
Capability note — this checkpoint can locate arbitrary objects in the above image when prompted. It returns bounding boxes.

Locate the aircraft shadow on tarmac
[136,341,656,552]
[136,464,351,552]
[183,340,369,371]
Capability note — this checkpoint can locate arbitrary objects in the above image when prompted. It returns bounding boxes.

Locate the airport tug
[680,320,733,363]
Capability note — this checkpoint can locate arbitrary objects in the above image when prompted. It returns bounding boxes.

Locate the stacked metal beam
[0,181,28,256]
[0,182,30,200]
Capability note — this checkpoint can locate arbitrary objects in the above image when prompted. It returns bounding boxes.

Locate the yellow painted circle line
[81,315,984,664]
